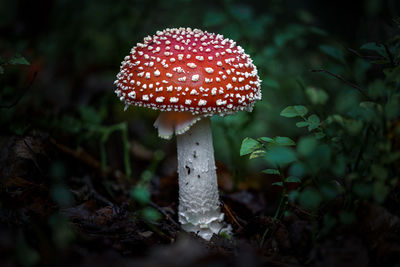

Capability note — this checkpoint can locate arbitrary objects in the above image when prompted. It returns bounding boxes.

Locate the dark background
[1,0,400,266]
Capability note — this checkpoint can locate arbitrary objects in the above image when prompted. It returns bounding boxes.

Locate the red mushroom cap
[114,28,262,116]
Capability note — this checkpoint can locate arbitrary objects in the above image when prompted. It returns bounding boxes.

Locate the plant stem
[95,122,132,179]
[260,168,287,247]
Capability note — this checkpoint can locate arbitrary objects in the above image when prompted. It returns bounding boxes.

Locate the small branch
[346,48,381,61]
[149,201,180,228]
[83,175,114,207]
[51,138,129,181]
[23,138,43,174]
[354,125,371,171]
[311,69,371,100]
[143,220,175,243]
[222,201,244,230]
[383,44,396,67]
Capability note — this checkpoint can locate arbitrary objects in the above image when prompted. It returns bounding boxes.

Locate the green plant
[241,28,400,237]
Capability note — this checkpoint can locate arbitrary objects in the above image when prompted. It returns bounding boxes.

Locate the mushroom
[114,28,262,240]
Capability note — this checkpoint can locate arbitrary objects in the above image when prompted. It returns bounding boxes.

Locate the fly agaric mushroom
[114,28,261,240]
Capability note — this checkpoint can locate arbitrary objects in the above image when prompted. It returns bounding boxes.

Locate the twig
[347,48,381,61]
[23,138,43,174]
[149,201,180,228]
[287,203,314,217]
[222,202,244,230]
[144,220,175,243]
[383,44,396,67]
[83,175,114,207]
[354,125,371,171]
[311,69,371,100]
[50,138,129,181]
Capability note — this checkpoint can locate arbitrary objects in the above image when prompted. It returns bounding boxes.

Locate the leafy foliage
[242,29,400,234]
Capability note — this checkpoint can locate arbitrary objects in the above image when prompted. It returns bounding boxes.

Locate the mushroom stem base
[176,118,231,241]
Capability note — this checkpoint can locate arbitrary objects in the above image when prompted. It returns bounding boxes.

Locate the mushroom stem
[176,118,231,240]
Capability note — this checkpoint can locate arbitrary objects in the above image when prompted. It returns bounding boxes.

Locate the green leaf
[261,136,295,146]
[262,169,280,175]
[286,176,301,183]
[289,162,307,177]
[48,214,75,249]
[320,183,340,200]
[319,45,345,63]
[280,105,308,118]
[297,136,318,157]
[79,106,103,125]
[383,65,400,83]
[51,184,74,207]
[17,235,40,267]
[288,190,299,202]
[265,146,297,166]
[259,137,273,142]
[314,131,326,139]
[296,121,309,128]
[371,164,388,180]
[9,54,30,65]
[360,101,380,109]
[240,137,262,156]
[360,42,387,58]
[305,87,329,105]
[307,114,320,131]
[344,119,363,135]
[272,182,283,187]
[274,136,296,146]
[310,26,327,36]
[130,186,150,204]
[249,149,266,159]
[141,207,161,222]
[299,188,322,209]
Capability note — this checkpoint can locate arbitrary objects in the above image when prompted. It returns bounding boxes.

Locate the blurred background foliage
[1,0,398,174]
[0,0,400,263]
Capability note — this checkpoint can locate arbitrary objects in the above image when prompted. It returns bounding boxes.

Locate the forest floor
[1,132,400,267]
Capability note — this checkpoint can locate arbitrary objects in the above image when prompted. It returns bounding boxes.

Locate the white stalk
[176,118,231,240]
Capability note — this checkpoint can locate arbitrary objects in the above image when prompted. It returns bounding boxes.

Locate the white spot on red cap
[170,97,179,103]
[198,99,207,106]
[156,96,165,102]
[205,67,214,74]
[192,74,199,82]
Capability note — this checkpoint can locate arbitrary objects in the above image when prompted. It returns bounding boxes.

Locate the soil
[1,133,400,267]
